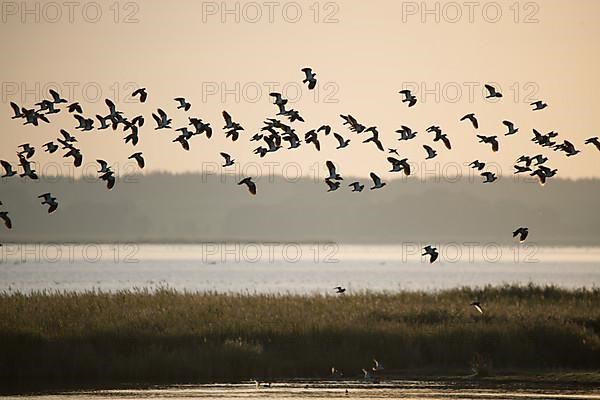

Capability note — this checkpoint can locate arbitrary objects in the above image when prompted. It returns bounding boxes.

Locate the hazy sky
[1,0,599,180]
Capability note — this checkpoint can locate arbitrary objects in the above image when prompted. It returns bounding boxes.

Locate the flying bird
[220,152,235,167]
[423,145,437,159]
[67,102,82,113]
[349,182,364,192]
[326,160,342,181]
[173,135,190,151]
[100,171,116,190]
[503,120,518,136]
[18,144,35,159]
[0,212,12,229]
[387,157,411,176]
[238,177,257,195]
[369,172,386,190]
[317,125,332,135]
[460,113,478,129]
[132,87,147,102]
[396,125,418,141]
[585,137,600,151]
[363,127,384,151]
[513,227,529,242]
[73,114,93,131]
[469,160,485,171]
[477,135,499,152]
[174,97,191,111]
[422,245,438,263]
[10,102,23,119]
[301,67,317,89]
[484,84,502,99]
[398,89,417,107]
[43,142,58,154]
[481,171,497,183]
[38,193,58,213]
[0,161,16,178]
[128,152,145,169]
[530,101,548,111]
[333,132,350,149]
[49,89,67,104]
[334,286,346,294]
[59,129,77,143]
[153,108,172,130]
[325,179,341,192]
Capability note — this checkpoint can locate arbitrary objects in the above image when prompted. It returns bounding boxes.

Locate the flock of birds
[1,67,598,384]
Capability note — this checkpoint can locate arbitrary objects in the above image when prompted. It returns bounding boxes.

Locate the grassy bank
[1,285,600,389]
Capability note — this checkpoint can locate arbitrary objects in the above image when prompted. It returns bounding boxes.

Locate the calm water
[3,382,600,399]
[1,244,599,293]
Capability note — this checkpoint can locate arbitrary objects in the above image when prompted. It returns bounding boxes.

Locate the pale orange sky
[1,0,599,180]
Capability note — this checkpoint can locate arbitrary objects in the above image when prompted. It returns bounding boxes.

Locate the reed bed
[1,285,599,386]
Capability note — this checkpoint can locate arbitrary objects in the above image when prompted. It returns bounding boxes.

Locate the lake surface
[1,244,599,293]
[3,381,600,399]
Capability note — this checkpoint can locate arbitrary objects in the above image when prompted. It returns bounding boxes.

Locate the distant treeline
[1,173,599,244]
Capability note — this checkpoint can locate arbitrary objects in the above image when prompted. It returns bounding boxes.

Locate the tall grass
[1,285,599,386]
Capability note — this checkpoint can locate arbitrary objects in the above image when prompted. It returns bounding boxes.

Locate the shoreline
[3,372,600,396]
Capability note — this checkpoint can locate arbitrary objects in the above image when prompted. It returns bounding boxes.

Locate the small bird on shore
[470,301,483,314]
[423,245,438,263]
[362,369,379,383]
[513,227,529,242]
[372,359,385,372]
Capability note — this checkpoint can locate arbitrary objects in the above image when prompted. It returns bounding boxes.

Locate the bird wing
[370,172,380,185]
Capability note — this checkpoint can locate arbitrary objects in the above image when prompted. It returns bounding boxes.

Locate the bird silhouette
[301,67,317,89]
[132,88,147,102]
[38,193,58,213]
[238,177,257,195]
[398,89,417,107]
[513,227,529,242]
[422,245,438,263]
[460,113,478,129]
